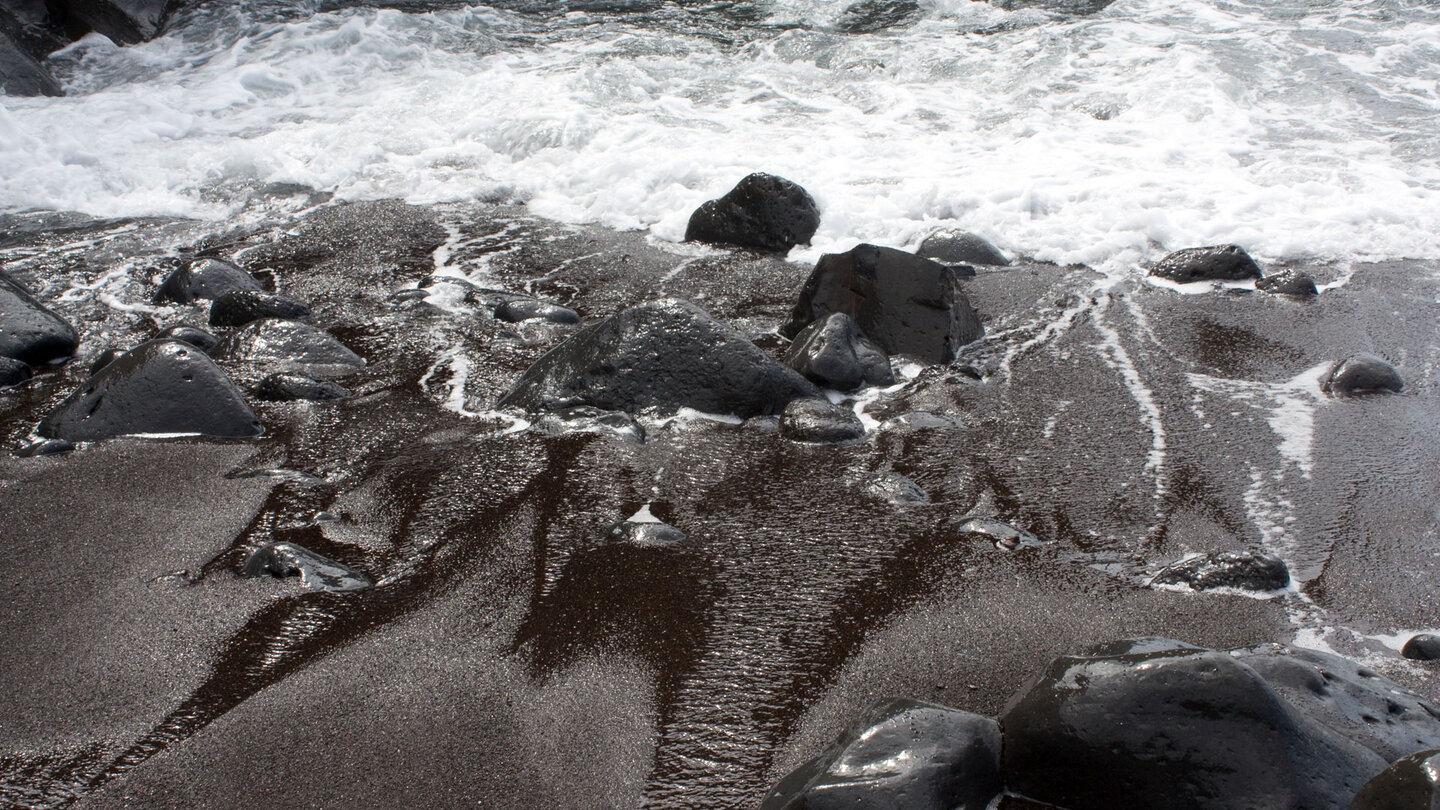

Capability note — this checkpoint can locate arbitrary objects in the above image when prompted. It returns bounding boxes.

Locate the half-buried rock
[0,356,30,388]
[154,258,262,304]
[1150,244,1264,283]
[242,542,371,592]
[916,230,1009,267]
[1150,549,1290,593]
[684,173,821,253]
[499,299,817,417]
[1349,749,1440,810]
[216,319,365,378]
[209,290,311,328]
[39,339,262,441]
[780,398,866,443]
[254,372,352,402]
[1323,354,1402,396]
[784,312,894,391]
[782,244,983,364]
[1256,268,1319,297]
[1403,635,1440,661]
[1,269,79,366]
[759,698,1002,810]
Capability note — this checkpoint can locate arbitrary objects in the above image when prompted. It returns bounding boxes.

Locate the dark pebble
[1402,634,1440,661]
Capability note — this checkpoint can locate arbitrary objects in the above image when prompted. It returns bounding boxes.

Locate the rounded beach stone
[243,542,371,592]
[1150,550,1290,592]
[155,324,221,354]
[1,270,79,366]
[917,230,1010,266]
[494,298,580,324]
[684,173,821,252]
[1150,244,1263,283]
[254,372,352,402]
[1403,635,1440,661]
[216,319,365,378]
[779,398,866,443]
[209,290,311,328]
[89,347,126,376]
[16,438,74,457]
[784,312,894,391]
[0,356,31,388]
[1348,749,1440,810]
[154,258,261,304]
[1256,269,1319,297]
[1323,354,1402,396]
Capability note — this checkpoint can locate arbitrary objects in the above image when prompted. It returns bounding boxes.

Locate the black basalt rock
[784,312,894,391]
[0,27,62,96]
[782,244,983,364]
[759,698,1002,810]
[494,297,580,325]
[1001,644,1388,810]
[209,290,310,328]
[953,516,1041,551]
[1150,549,1290,592]
[917,230,1010,266]
[498,298,818,417]
[684,173,820,253]
[608,519,687,547]
[780,398,866,443]
[254,372,352,402]
[1,270,79,366]
[39,339,262,441]
[242,542,371,592]
[835,0,921,33]
[0,356,30,388]
[155,324,220,354]
[216,319,365,378]
[60,0,174,45]
[1323,354,1402,396]
[1257,268,1319,297]
[1151,244,1264,283]
[16,438,74,457]
[1403,635,1440,661]
[89,347,125,376]
[1349,749,1440,810]
[862,472,929,506]
[154,258,261,305]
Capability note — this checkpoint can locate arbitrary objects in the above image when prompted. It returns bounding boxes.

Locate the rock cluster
[1149,244,1319,296]
[1,0,179,97]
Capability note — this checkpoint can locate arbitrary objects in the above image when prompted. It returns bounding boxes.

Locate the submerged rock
[494,297,580,325]
[917,230,1009,266]
[1349,749,1440,810]
[779,398,866,443]
[782,244,983,364]
[254,372,352,402]
[835,0,921,33]
[1323,354,1402,396]
[953,517,1040,551]
[862,472,929,506]
[0,356,30,388]
[1257,269,1319,297]
[1151,244,1264,283]
[16,438,74,457]
[217,319,366,378]
[608,519,687,547]
[1402,635,1440,661]
[155,258,262,304]
[498,299,817,417]
[1,270,79,366]
[1151,550,1290,593]
[155,324,220,354]
[785,312,894,391]
[759,698,1002,810]
[209,290,311,328]
[533,406,645,442]
[0,27,62,97]
[684,173,821,253]
[1001,644,1387,810]
[39,340,263,441]
[242,542,371,592]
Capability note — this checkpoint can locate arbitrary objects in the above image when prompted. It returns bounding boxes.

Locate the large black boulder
[59,0,174,45]
[0,356,31,388]
[760,698,1002,810]
[916,230,1009,266]
[38,339,262,441]
[1323,354,1402,396]
[154,258,261,304]
[1150,244,1263,283]
[0,27,62,96]
[1349,749,1440,810]
[779,398,866,443]
[684,173,820,253]
[1150,549,1290,592]
[498,299,818,417]
[784,312,894,391]
[216,319,365,378]
[1001,644,1387,810]
[782,244,983,364]
[1,270,79,365]
[209,290,311,328]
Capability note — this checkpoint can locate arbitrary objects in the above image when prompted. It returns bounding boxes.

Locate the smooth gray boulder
[684,173,820,253]
[917,230,1009,266]
[782,244,983,364]
[499,299,818,417]
[155,258,262,304]
[759,698,1002,810]
[1,270,79,365]
[39,339,262,441]
[784,313,894,391]
[1323,354,1402,396]
[217,319,365,378]
[1150,244,1263,283]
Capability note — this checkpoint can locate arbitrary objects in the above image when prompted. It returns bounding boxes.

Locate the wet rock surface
[154,258,262,305]
[784,312,894,391]
[243,541,372,592]
[916,230,1009,266]
[1349,749,1440,810]
[1,269,79,366]
[1403,635,1440,661]
[779,398,866,443]
[1151,244,1264,283]
[1151,549,1291,592]
[0,356,30,388]
[209,290,311,328]
[154,325,220,354]
[834,0,921,33]
[0,28,62,97]
[253,372,352,402]
[216,319,365,378]
[685,173,821,253]
[1324,354,1403,396]
[1257,268,1320,297]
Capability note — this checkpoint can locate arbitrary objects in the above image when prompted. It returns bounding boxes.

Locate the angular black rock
[684,173,820,253]
[0,27,62,96]
[1257,268,1319,297]
[0,356,30,388]
[1150,244,1264,283]
[242,542,371,592]
[779,398,866,443]
[608,519,687,547]
[862,472,929,506]
[154,258,261,304]
[784,312,894,391]
[209,290,311,328]
[16,438,74,457]
[759,698,1002,810]
[1151,550,1290,592]
[254,372,352,402]
[89,347,125,376]
[155,324,220,354]
[61,0,173,45]
[916,230,1010,266]
[1232,644,1440,763]
[39,339,262,441]
[953,516,1040,551]
[1323,354,1402,396]
[1349,749,1440,810]
[494,298,580,325]
[1403,635,1440,661]
[782,244,983,364]
[1,270,79,366]
[835,0,920,33]
[498,298,818,417]
[1001,644,1388,810]
[216,319,365,378]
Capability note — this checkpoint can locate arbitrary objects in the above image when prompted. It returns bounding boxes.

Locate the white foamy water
[3,0,1440,274]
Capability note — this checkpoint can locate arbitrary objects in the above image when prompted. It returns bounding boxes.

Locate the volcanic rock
[498,299,817,417]
[89,347,125,376]
[533,406,645,442]
[154,258,262,304]
[254,372,352,402]
[155,324,220,354]
[1,270,79,366]
[917,230,1009,266]
[782,244,983,364]
[784,312,894,391]
[39,339,263,441]
[953,516,1040,551]
[1349,749,1440,810]
[0,356,30,388]
[759,698,1002,810]
[684,173,820,253]
[1151,244,1264,283]
[494,298,580,325]
[216,319,365,378]
[835,0,921,33]
[1257,269,1319,297]
[862,472,929,506]
[779,398,866,443]
[61,0,174,45]
[0,27,62,96]
[1001,644,1388,810]
[16,438,74,457]
[608,519,687,547]
[243,542,371,592]
[1403,635,1440,661]
[1151,550,1290,592]
[210,290,310,328]
[1323,354,1402,396]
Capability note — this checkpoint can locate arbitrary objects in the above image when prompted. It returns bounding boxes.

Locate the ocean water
[3,0,1440,275]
